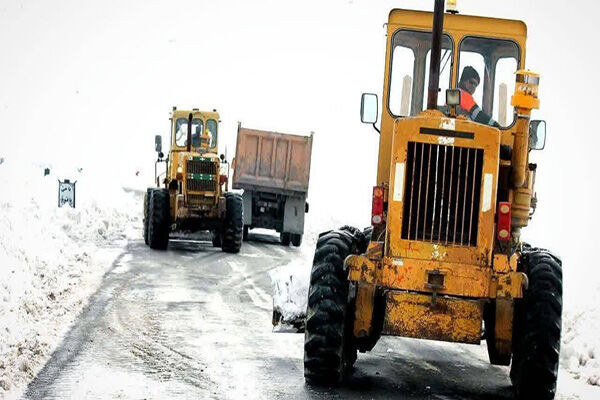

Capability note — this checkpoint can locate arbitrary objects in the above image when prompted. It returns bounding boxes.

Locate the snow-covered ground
[0,159,143,399]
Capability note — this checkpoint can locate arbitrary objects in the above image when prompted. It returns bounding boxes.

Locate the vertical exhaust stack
[427,0,446,110]
[187,113,193,152]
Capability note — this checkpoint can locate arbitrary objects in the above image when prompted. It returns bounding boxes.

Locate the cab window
[458,37,520,127]
[206,119,218,148]
[175,118,204,147]
[388,30,453,117]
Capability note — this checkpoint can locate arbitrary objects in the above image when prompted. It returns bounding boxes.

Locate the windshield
[458,37,520,127]
[206,119,218,148]
[175,118,204,148]
[388,30,453,117]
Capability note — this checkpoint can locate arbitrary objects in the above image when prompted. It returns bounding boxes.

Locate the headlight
[446,89,461,107]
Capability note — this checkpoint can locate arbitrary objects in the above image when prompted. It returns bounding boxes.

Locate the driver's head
[459,66,480,95]
[195,125,202,135]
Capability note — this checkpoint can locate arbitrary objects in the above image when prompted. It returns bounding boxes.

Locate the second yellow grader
[302,2,562,399]
[144,108,243,253]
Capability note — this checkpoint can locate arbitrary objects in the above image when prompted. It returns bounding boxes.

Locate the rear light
[372,186,385,225]
[497,202,511,241]
[219,175,228,185]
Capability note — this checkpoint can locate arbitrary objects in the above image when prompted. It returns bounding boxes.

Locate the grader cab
[303,2,562,399]
[143,108,243,253]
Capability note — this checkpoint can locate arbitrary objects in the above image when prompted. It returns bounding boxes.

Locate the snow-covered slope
[0,159,142,399]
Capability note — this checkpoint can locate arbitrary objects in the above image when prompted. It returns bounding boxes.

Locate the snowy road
[23,233,515,400]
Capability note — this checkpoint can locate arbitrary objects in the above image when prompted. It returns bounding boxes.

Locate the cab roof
[171,109,220,121]
[388,9,527,42]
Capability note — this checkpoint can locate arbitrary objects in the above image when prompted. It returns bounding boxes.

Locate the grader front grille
[401,141,484,247]
[186,178,217,192]
[187,158,217,175]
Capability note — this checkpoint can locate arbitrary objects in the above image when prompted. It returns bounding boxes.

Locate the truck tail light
[497,202,511,241]
[372,186,385,225]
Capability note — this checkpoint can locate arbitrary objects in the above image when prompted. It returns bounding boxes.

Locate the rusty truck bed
[232,125,313,195]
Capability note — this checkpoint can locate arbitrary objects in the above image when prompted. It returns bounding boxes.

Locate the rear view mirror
[529,120,546,150]
[155,135,162,153]
[360,93,378,124]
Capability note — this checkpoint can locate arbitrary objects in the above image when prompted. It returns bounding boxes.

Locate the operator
[458,66,500,128]
[191,124,202,147]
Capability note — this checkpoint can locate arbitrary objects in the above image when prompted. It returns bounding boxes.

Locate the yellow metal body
[163,109,226,224]
[348,9,538,350]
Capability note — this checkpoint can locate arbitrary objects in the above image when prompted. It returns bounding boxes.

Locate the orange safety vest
[459,89,476,112]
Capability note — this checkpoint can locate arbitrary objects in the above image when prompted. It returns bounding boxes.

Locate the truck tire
[280,232,291,246]
[212,230,222,248]
[148,189,170,250]
[143,188,153,245]
[304,226,366,385]
[221,192,243,253]
[291,233,302,247]
[243,225,249,241]
[511,247,562,400]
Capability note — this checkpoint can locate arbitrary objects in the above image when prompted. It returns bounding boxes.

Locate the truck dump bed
[233,125,313,195]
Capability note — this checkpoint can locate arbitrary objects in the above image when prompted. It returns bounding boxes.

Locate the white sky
[1,0,598,297]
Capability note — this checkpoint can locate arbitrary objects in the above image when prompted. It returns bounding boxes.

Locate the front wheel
[304,227,365,385]
[511,247,562,400]
[221,192,243,253]
[148,189,170,250]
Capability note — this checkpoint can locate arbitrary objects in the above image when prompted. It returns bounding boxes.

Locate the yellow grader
[143,108,243,253]
[303,2,562,399]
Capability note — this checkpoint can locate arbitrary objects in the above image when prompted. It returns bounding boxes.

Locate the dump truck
[232,123,313,246]
[143,108,243,253]
[300,2,562,399]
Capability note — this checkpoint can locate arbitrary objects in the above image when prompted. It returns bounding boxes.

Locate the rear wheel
[280,232,291,246]
[291,233,303,247]
[143,188,153,245]
[211,230,222,247]
[303,226,367,385]
[511,247,562,400]
[148,189,170,250]
[221,193,243,253]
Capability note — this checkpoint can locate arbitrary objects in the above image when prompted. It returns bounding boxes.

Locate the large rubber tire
[291,233,302,247]
[148,189,170,250]
[303,226,367,385]
[510,246,562,400]
[212,230,222,248]
[280,232,291,246]
[143,188,153,245]
[221,192,243,253]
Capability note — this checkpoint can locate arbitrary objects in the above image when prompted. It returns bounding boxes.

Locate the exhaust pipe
[186,113,193,152]
[427,0,446,110]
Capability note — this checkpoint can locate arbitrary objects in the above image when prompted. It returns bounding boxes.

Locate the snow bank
[561,289,600,386]
[269,203,356,331]
[0,158,142,398]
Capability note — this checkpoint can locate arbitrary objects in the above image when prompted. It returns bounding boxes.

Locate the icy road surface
[24,233,516,400]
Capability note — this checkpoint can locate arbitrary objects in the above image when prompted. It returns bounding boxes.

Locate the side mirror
[360,93,378,124]
[155,135,162,153]
[529,120,546,150]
